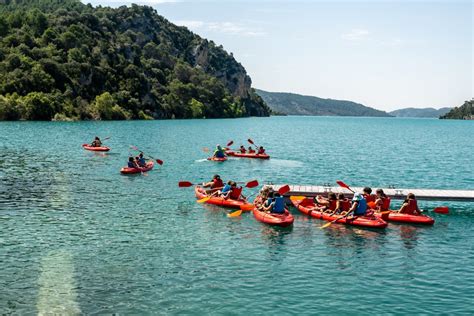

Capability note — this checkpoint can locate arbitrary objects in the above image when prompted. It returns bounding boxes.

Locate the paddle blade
[227,140,234,147]
[228,210,242,217]
[278,184,290,195]
[197,197,211,203]
[245,180,259,188]
[320,221,334,229]
[178,181,193,187]
[247,138,255,145]
[290,195,306,201]
[434,206,449,214]
[336,180,349,189]
[156,159,164,165]
[240,204,255,211]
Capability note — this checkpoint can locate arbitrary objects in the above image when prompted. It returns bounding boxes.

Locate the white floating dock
[267,184,474,202]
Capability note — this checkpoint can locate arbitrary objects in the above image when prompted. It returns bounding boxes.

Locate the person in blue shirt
[213,145,226,158]
[263,192,285,214]
[347,193,367,216]
[127,157,138,168]
[137,153,147,167]
[219,181,233,197]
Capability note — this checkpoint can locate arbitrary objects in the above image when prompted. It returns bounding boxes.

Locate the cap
[352,193,362,201]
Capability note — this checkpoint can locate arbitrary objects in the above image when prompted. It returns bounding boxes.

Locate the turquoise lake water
[1,116,473,314]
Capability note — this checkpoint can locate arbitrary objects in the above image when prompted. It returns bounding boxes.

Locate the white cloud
[175,20,266,37]
[341,29,370,41]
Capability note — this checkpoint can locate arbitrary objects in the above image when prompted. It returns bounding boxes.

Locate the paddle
[290,196,307,202]
[320,211,352,229]
[278,184,291,195]
[228,210,242,217]
[336,180,355,193]
[433,206,449,214]
[130,145,163,165]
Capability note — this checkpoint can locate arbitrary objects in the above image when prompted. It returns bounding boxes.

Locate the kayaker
[363,187,376,207]
[345,193,367,217]
[263,192,285,214]
[227,183,244,200]
[314,192,337,212]
[91,136,102,147]
[213,145,226,158]
[398,193,421,215]
[248,146,256,154]
[127,157,138,168]
[329,193,350,215]
[219,180,233,197]
[239,145,247,153]
[137,153,147,167]
[374,189,390,212]
[202,174,224,192]
[255,186,273,210]
[257,146,266,155]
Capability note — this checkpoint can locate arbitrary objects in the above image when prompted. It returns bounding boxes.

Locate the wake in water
[268,159,304,168]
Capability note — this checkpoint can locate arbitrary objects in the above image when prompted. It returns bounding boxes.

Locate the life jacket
[240,148,246,153]
[353,198,367,216]
[221,184,231,193]
[363,194,376,203]
[211,178,224,189]
[381,197,391,211]
[229,187,243,200]
[404,199,418,215]
[214,149,225,158]
[258,149,265,154]
[248,149,255,153]
[272,196,285,214]
[328,199,337,211]
[340,199,351,212]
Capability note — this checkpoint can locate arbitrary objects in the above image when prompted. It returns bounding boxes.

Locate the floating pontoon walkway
[267,184,474,202]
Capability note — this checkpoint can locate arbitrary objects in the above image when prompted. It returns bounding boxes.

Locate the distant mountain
[440,100,474,120]
[256,89,391,117]
[389,107,452,118]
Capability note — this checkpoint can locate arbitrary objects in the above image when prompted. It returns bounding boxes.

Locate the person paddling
[91,136,102,147]
[137,153,147,167]
[239,145,247,154]
[255,186,273,210]
[248,146,256,154]
[314,192,337,213]
[219,180,233,197]
[257,146,266,155]
[398,193,421,215]
[345,193,367,217]
[263,192,285,214]
[202,174,224,193]
[213,144,226,158]
[127,157,138,168]
[329,193,350,215]
[225,182,244,200]
[374,189,391,212]
[363,187,376,206]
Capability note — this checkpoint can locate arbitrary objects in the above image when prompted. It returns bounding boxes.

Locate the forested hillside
[0,0,270,120]
[389,107,451,118]
[256,89,390,117]
[440,100,473,120]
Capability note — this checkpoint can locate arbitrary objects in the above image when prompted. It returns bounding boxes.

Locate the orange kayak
[376,211,434,225]
[207,157,227,162]
[82,144,110,152]
[120,161,154,174]
[252,208,294,227]
[226,151,270,159]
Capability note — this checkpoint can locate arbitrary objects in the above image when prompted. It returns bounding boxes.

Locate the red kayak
[226,151,270,159]
[207,157,227,162]
[120,161,154,174]
[194,186,253,210]
[292,198,387,229]
[376,211,434,225]
[82,144,110,152]
[252,208,294,227]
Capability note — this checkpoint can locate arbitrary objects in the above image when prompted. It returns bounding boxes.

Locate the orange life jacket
[229,187,243,200]
[364,194,376,203]
[381,197,391,211]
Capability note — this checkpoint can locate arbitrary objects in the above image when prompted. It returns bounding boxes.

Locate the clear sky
[84,0,473,111]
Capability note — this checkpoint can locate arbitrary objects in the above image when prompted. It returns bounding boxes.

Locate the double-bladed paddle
[130,145,163,165]
[336,180,355,193]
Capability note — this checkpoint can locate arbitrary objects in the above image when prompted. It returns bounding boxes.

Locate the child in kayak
[263,192,285,214]
[239,145,247,153]
[255,186,273,210]
[213,145,226,158]
[137,153,147,167]
[219,181,233,197]
[257,146,266,155]
[363,187,376,207]
[226,182,244,200]
[248,146,256,154]
[91,136,102,147]
[398,193,421,215]
[314,192,337,212]
[202,174,224,192]
[345,193,367,216]
[127,157,138,168]
[374,189,391,212]
[329,193,351,215]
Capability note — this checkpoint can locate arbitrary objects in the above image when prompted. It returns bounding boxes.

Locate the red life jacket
[339,199,351,212]
[404,199,418,215]
[328,200,337,211]
[229,187,243,200]
[258,149,265,154]
[240,148,246,153]
[381,197,391,211]
[211,179,224,189]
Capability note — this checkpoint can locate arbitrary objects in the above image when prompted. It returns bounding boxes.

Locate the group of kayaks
[194,187,435,229]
